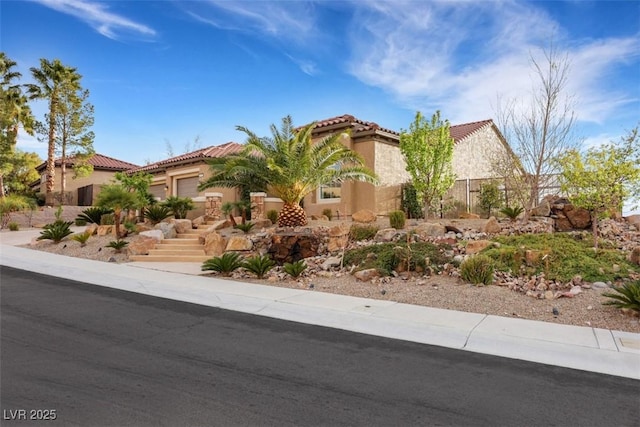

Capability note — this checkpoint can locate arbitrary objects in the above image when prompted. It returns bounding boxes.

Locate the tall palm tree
[27,59,80,198]
[1,53,35,197]
[205,116,378,227]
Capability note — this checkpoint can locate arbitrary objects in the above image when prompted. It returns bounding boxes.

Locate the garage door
[149,184,165,200]
[176,176,199,198]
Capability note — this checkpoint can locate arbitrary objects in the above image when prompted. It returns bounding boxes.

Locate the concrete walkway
[1,228,639,380]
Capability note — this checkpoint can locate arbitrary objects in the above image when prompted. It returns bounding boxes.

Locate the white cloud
[34,0,156,41]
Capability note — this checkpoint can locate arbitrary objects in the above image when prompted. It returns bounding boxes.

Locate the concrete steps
[129,229,215,263]
[129,254,211,262]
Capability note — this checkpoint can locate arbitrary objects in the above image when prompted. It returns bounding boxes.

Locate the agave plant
[242,254,276,279]
[71,231,92,247]
[283,260,308,278]
[37,220,74,243]
[500,206,524,222]
[202,252,244,276]
[144,205,172,225]
[106,239,129,253]
[602,282,640,313]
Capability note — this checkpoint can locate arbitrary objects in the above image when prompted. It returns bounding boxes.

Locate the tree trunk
[46,97,57,197]
[278,203,307,227]
[60,142,66,206]
[592,213,599,251]
[114,207,122,239]
[0,174,5,198]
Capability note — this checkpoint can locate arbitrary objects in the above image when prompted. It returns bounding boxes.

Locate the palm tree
[205,116,378,227]
[1,53,35,197]
[27,59,80,198]
[95,184,140,238]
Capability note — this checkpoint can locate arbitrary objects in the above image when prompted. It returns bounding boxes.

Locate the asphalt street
[2,266,639,427]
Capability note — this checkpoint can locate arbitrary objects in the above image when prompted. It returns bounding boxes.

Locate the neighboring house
[300,115,514,218]
[34,153,139,206]
[128,142,244,218]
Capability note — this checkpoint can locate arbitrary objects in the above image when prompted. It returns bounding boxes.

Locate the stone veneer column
[205,192,223,220]
[250,192,267,220]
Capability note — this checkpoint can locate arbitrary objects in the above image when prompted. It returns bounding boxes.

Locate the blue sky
[3,2,639,171]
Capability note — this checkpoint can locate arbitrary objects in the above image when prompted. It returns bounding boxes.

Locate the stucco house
[34,153,139,206]
[299,115,513,218]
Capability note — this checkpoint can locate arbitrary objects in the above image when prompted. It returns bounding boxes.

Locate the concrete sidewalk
[1,228,639,380]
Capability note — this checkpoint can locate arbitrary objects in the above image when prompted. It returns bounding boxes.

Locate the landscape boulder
[327,224,349,252]
[482,216,501,234]
[414,223,446,238]
[127,236,158,256]
[139,229,164,241]
[171,219,193,234]
[154,222,177,239]
[354,268,380,282]
[629,247,640,266]
[225,236,253,251]
[465,240,492,255]
[203,231,228,256]
[352,209,377,223]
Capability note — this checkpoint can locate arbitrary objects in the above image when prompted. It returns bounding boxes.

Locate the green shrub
[500,206,524,221]
[602,281,640,313]
[283,260,307,278]
[8,222,19,231]
[100,213,115,225]
[71,231,92,247]
[266,209,278,224]
[460,255,495,286]
[389,210,406,229]
[37,220,74,243]
[202,252,243,276]
[162,196,194,219]
[234,222,255,234]
[144,205,172,225]
[401,182,423,219]
[0,194,36,229]
[349,224,379,241]
[106,239,129,253]
[76,207,114,225]
[322,208,333,221]
[124,221,137,234]
[242,254,276,279]
[75,218,87,226]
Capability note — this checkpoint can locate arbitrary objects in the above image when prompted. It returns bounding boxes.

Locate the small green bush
[76,207,114,225]
[242,254,276,279]
[75,218,87,226]
[500,206,524,221]
[144,205,172,225]
[202,252,243,276]
[8,222,19,231]
[124,221,137,234]
[162,196,194,219]
[460,255,495,286]
[389,210,406,229]
[37,220,74,243]
[234,222,255,234]
[266,209,278,224]
[283,260,307,278]
[322,208,333,221]
[349,224,379,241]
[106,239,129,253]
[100,213,115,225]
[71,231,92,247]
[602,281,640,313]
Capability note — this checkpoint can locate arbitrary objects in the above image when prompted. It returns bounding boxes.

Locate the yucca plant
[500,206,524,222]
[234,222,255,234]
[106,239,129,253]
[283,260,308,278]
[460,254,495,286]
[76,207,114,225]
[202,252,244,276]
[602,282,640,313]
[71,231,92,247]
[37,220,74,243]
[242,254,276,279]
[144,205,172,225]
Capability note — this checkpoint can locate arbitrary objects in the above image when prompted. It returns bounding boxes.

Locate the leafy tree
[114,171,154,206]
[478,181,504,218]
[95,184,140,238]
[3,150,41,195]
[27,59,81,198]
[1,53,36,197]
[202,115,378,227]
[399,111,456,218]
[495,41,578,218]
[557,126,639,249]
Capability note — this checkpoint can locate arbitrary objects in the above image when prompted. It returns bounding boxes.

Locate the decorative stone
[459,212,480,219]
[172,219,193,234]
[250,219,273,229]
[564,205,591,229]
[483,216,501,234]
[96,225,114,236]
[354,268,380,282]
[592,281,608,289]
[352,209,377,223]
[465,240,492,255]
[374,228,398,242]
[414,223,446,238]
[192,216,206,228]
[127,236,158,256]
[321,256,342,270]
[84,223,98,235]
[625,214,640,227]
[628,247,640,266]
[203,231,228,256]
[225,236,253,251]
[139,230,164,241]
[269,233,321,264]
[154,222,177,239]
[530,200,551,217]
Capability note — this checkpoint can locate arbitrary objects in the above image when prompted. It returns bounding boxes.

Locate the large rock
[250,219,273,229]
[629,247,640,266]
[225,236,253,251]
[375,228,399,242]
[459,212,480,219]
[140,229,164,241]
[415,223,446,238]
[530,199,551,217]
[203,232,228,256]
[321,256,342,270]
[127,236,158,256]
[96,225,115,236]
[554,215,574,232]
[172,219,193,234]
[465,240,492,255]
[352,209,377,223]
[483,216,501,234]
[625,214,640,228]
[354,268,380,282]
[192,216,206,228]
[204,219,231,231]
[154,222,177,239]
[564,205,591,229]
[269,233,321,264]
[327,224,350,252]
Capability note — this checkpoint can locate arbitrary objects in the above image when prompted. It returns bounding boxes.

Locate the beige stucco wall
[451,126,506,180]
[38,168,120,205]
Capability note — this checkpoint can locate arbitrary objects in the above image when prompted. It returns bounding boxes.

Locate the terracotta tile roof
[311,114,399,137]
[449,119,493,143]
[37,153,139,172]
[130,142,243,173]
